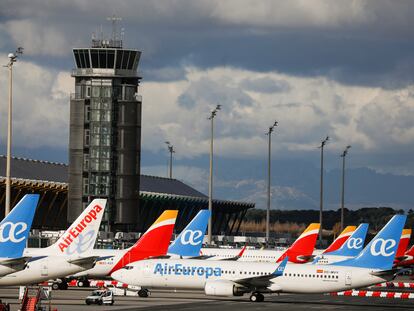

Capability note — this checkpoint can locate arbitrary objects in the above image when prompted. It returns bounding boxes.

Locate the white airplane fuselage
[311,254,351,265]
[112,259,388,294]
[201,248,286,262]
[0,256,95,286]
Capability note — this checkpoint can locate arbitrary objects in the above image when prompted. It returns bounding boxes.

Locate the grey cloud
[1,1,414,88]
[240,77,291,93]
[143,67,187,82]
[177,77,254,109]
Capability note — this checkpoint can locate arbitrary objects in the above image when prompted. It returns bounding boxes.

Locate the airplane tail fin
[273,256,288,277]
[0,194,39,258]
[322,226,356,254]
[48,199,107,256]
[277,223,320,263]
[109,210,178,274]
[326,223,369,257]
[168,210,210,257]
[333,215,406,270]
[395,229,411,259]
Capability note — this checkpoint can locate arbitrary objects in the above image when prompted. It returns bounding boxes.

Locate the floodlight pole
[165,141,175,179]
[340,145,351,231]
[5,48,23,216]
[207,105,221,245]
[318,136,329,243]
[266,121,278,244]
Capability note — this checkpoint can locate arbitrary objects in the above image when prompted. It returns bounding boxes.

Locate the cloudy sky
[0,0,414,211]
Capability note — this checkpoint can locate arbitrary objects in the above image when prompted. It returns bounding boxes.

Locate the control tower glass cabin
[69,38,142,232]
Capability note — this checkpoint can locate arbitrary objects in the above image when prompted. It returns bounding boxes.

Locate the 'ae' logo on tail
[370,238,396,257]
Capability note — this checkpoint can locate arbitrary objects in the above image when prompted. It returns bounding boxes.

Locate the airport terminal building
[0,156,254,236]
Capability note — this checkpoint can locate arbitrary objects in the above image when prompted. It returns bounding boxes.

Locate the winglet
[273,256,288,277]
[168,210,210,257]
[0,194,39,258]
[238,244,247,258]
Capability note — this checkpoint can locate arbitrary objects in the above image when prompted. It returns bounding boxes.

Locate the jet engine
[204,280,247,296]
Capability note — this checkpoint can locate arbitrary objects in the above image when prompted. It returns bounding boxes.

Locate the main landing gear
[77,278,90,287]
[52,279,68,290]
[138,289,150,298]
[249,292,264,302]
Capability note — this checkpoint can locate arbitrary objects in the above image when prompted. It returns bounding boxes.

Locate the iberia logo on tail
[109,210,178,274]
[394,229,412,261]
[277,223,320,263]
[323,226,356,254]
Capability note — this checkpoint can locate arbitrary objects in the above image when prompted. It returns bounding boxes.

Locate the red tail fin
[395,229,411,258]
[323,225,356,254]
[277,223,320,263]
[109,210,178,274]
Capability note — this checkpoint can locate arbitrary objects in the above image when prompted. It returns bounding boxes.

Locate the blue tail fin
[327,223,369,257]
[168,210,210,257]
[333,215,406,270]
[0,194,39,258]
[273,256,288,277]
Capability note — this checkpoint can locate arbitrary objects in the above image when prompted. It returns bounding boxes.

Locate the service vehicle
[85,289,114,305]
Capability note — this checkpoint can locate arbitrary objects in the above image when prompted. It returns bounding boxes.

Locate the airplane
[201,223,322,263]
[0,194,39,276]
[70,209,212,287]
[112,214,406,302]
[311,223,369,265]
[202,225,356,263]
[0,199,106,286]
[70,209,179,285]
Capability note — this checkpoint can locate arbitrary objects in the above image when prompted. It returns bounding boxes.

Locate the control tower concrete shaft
[69,36,142,231]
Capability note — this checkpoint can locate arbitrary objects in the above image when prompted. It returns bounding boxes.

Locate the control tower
[68,21,142,231]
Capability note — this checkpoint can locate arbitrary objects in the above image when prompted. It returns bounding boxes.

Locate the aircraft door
[345,271,352,286]
[143,262,153,287]
[143,263,153,277]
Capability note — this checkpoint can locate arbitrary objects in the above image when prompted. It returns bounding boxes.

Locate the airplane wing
[369,267,412,279]
[221,245,247,261]
[68,255,113,267]
[232,257,288,289]
[189,255,216,260]
[0,256,31,266]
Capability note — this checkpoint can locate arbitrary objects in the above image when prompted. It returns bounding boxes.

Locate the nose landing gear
[138,289,150,298]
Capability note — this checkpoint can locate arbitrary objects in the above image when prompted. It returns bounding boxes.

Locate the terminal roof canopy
[0,156,208,199]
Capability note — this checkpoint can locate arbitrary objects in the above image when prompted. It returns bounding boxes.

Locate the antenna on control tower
[107,14,122,42]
